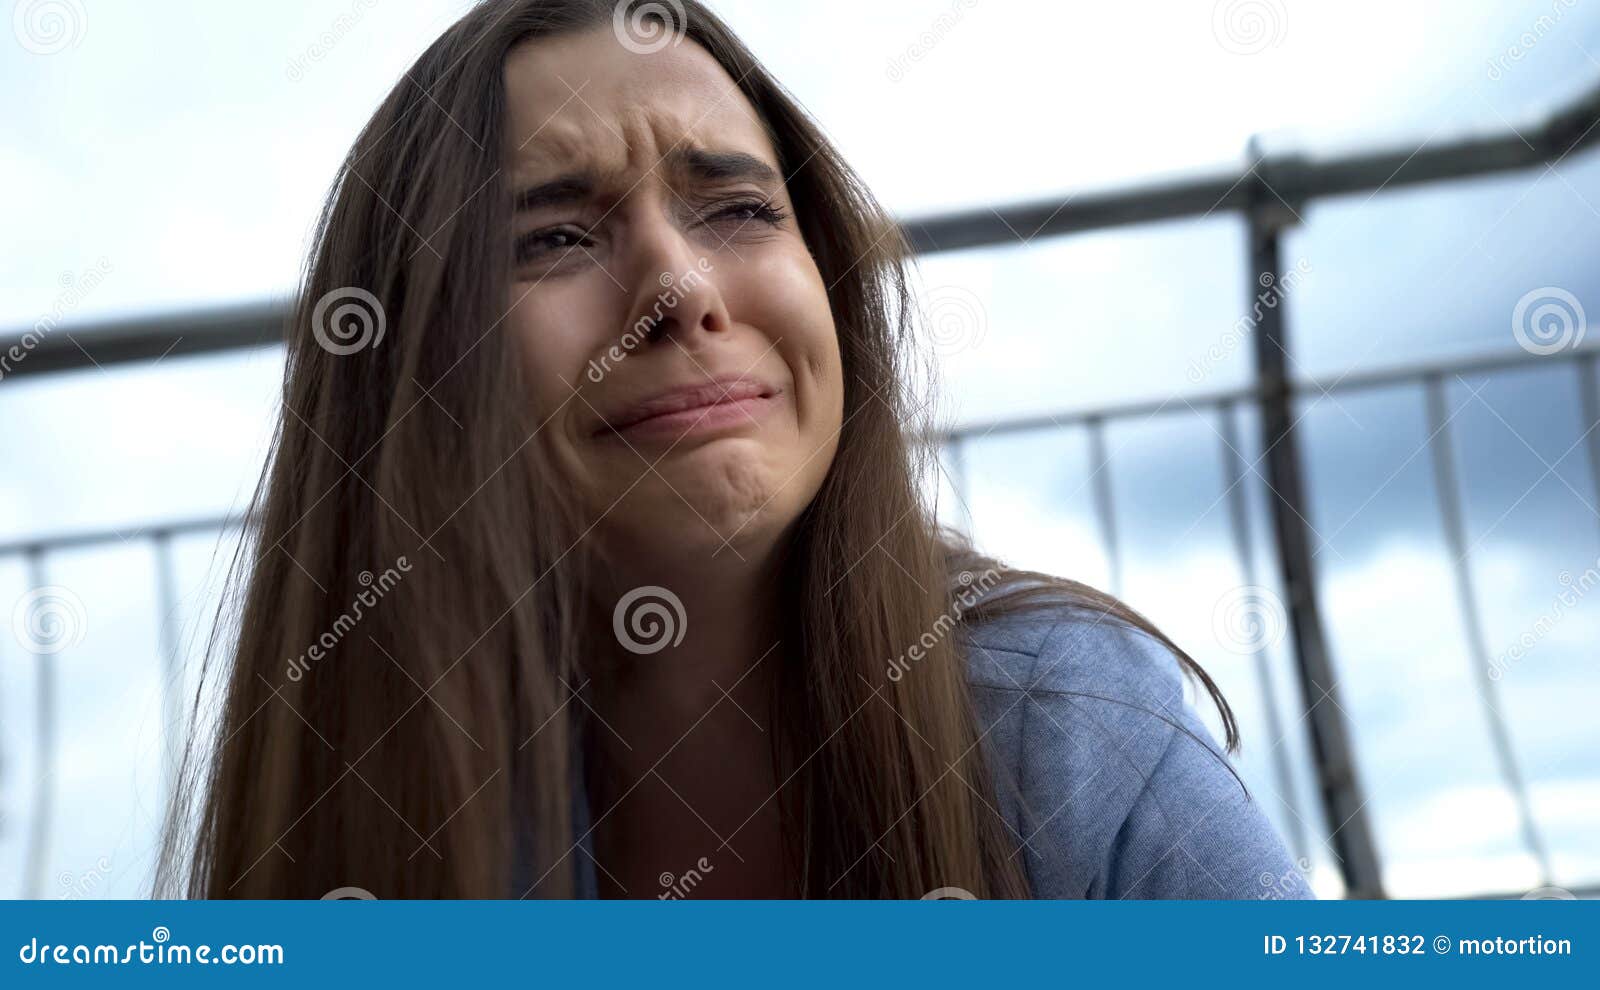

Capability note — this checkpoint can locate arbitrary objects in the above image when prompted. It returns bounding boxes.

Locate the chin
[604,444,810,561]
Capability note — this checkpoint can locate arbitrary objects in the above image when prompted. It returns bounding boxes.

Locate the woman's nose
[619,219,732,347]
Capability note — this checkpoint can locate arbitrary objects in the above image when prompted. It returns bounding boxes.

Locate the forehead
[502,27,776,184]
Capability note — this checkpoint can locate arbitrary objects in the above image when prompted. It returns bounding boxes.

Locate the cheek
[506,286,607,416]
[733,252,844,434]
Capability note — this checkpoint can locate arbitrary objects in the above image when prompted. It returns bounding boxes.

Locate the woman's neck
[590,532,787,730]
[581,536,799,897]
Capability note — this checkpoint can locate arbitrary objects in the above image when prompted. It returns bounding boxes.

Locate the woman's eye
[515,203,785,265]
[706,200,788,227]
[515,225,591,262]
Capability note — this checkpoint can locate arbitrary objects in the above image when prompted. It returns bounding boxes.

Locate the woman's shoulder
[956,601,1314,900]
[959,599,1187,703]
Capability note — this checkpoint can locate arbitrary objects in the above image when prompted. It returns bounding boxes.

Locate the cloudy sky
[1,0,1598,899]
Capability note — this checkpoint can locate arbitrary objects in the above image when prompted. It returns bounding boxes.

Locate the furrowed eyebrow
[513,174,595,213]
[671,147,781,186]
[511,147,780,213]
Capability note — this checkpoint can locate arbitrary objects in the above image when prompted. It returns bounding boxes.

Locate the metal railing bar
[6,83,1597,381]
[1217,400,1310,865]
[903,79,1600,256]
[1302,342,1600,401]
[21,550,53,900]
[943,344,1600,444]
[1580,355,1600,547]
[1248,200,1385,899]
[153,532,183,795]
[904,172,1253,254]
[1084,416,1122,597]
[1423,374,1553,884]
[4,339,1585,558]
[0,514,244,560]
[1,301,282,381]
[945,386,1247,442]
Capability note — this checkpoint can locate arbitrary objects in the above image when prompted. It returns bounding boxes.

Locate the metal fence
[4,78,1599,900]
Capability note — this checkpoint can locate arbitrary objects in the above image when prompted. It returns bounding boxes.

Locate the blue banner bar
[3,900,1592,986]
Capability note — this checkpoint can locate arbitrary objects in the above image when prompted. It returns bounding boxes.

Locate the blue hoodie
[530,602,1316,900]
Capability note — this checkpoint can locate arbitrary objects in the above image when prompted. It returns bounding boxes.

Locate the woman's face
[502,28,843,564]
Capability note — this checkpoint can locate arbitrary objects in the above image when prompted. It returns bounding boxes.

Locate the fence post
[1246,152,1386,898]
[21,550,55,900]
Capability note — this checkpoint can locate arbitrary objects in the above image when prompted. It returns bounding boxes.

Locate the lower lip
[608,393,778,442]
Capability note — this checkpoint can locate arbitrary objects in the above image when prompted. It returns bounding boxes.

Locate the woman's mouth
[597,377,781,442]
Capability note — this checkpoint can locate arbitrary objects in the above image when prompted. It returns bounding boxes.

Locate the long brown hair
[157,0,1236,899]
